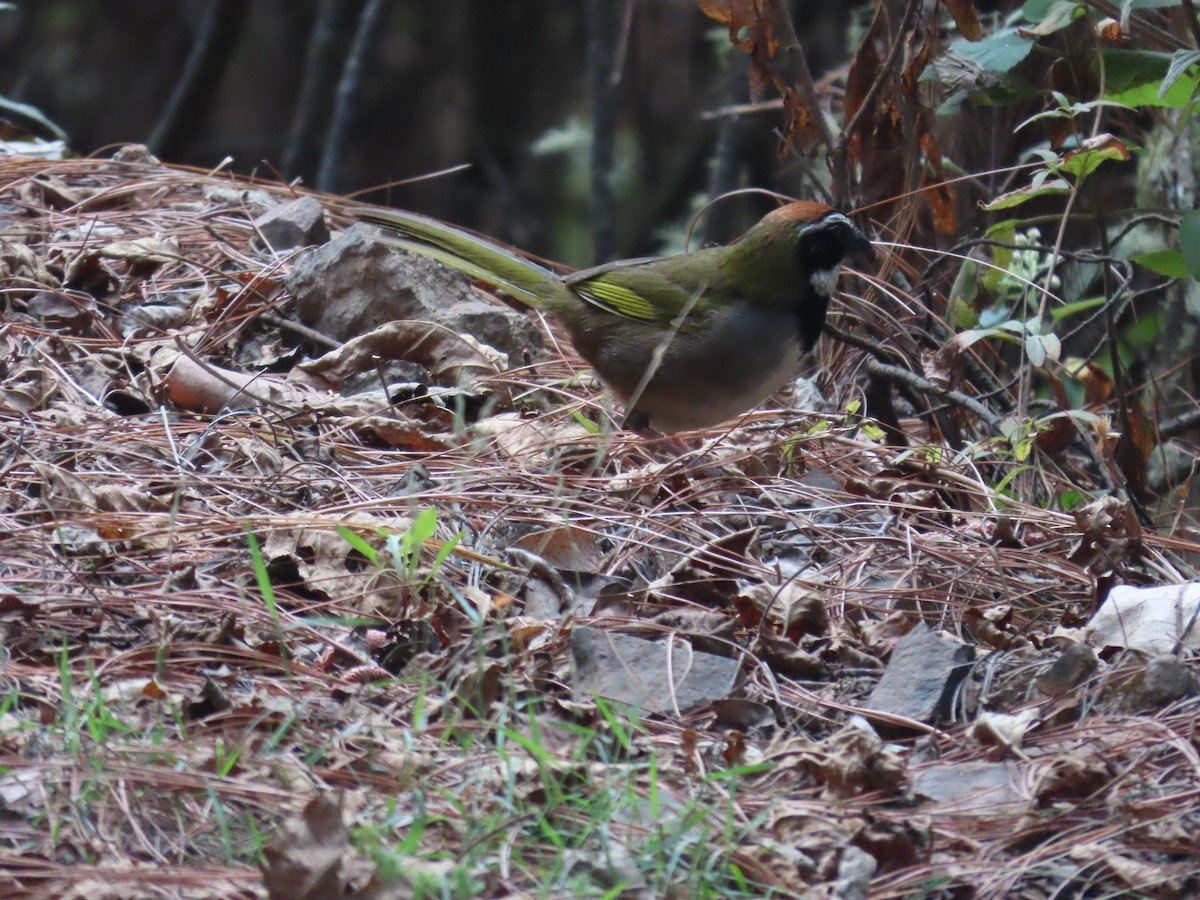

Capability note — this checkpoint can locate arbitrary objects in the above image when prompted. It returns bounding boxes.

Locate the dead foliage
[1,153,1198,898]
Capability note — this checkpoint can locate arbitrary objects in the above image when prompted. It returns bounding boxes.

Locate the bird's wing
[566,251,721,330]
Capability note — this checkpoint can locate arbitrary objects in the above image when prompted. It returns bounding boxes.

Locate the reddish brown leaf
[942,0,983,41]
[696,0,782,100]
[779,87,821,156]
[900,31,933,102]
[1074,361,1114,407]
[696,0,780,55]
[919,131,957,236]
[1095,17,1131,45]
[1114,396,1156,498]
[843,32,882,163]
[1035,374,1077,455]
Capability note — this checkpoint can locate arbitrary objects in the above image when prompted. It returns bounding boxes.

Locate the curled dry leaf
[515,521,605,572]
[473,412,597,466]
[96,234,181,266]
[157,347,308,413]
[1088,583,1200,655]
[736,581,828,637]
[1,241,57,289]
[301,319,507,394]
[1028,753,1113,806]
[695,0,782,100]
[262,513,416,612]
[261,795,405,900]
[3,365,60,413]
[971,707,1041,755]
[807,723,908,800]
[1094,17,1130,45]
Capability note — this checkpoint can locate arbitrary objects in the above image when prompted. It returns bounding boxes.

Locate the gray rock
[288,224,543,363]
[832,845,877,900]
[255,196,329,250]
[1035,642,1098,696]
[865,623,975,727]
[571,625,740,715]
[1133,655,1199,709]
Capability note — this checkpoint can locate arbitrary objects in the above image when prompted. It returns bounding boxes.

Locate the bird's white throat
[810,266,841,297]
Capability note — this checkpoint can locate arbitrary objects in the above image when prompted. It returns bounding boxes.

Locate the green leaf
[336,525,378,566]
[982,221,1016,293]
[983,178,1071,210]
[956,327,1022,349]
[949,257,979,313]
[245,526,278,622]
[1132,249,1189,278]
[950,30,1035,73]
[1161,49,1200,99]
[409,507,439,547]
[935,88,969,116]
[570,409,601,433]
[1120,0,1187,15]
[1025,332,1061,366]
[947,295,979,330]
[1050,296,1106,321]
[1018,1,1083,36]
[424,529,465,587]
[1021,0,1060,22]
[862,423,886,441]
[1058,489,1085,512]
[1057,136,1132,183]
[985,219,1021,239]
[1182,211,1200,279]
[1103,49,1199,109]
[1122,309,1164,348]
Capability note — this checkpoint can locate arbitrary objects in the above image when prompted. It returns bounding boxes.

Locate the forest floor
[1,150,1198,899]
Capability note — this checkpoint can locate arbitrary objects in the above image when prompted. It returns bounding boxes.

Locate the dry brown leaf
[942,0,982,41]
[1094,17,1131,45]
[515,521,605,572]
[473,411,597,465]
[157,347,308,413]
[96,234,181,265]
[843,29,882,163]
[696,0,781,100]
[301,318,507,391]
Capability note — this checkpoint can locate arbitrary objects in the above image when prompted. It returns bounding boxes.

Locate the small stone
[288,225,543,362]
[1133,655,1198,709]
[1036,642,1099,696]
[111,144,160,165]
[865,623,974,728]
[256,197,330,250]
[832,846,877,900]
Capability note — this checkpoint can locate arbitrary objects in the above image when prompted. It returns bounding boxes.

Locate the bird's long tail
[351,208,562,307]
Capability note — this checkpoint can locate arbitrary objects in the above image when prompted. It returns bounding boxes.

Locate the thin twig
[588,0,618,263]
[1181,0,1200,50]
[316,0,389,193]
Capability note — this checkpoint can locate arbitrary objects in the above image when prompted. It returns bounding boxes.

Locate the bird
[352,201,872,432]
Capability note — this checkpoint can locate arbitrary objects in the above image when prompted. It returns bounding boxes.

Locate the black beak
[848,225,874,261]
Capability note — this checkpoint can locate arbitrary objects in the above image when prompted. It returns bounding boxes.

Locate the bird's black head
[785,209,872,350]
[796,211,873,279]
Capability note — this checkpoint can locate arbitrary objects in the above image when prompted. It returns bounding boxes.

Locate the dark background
[1,0,859,265]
